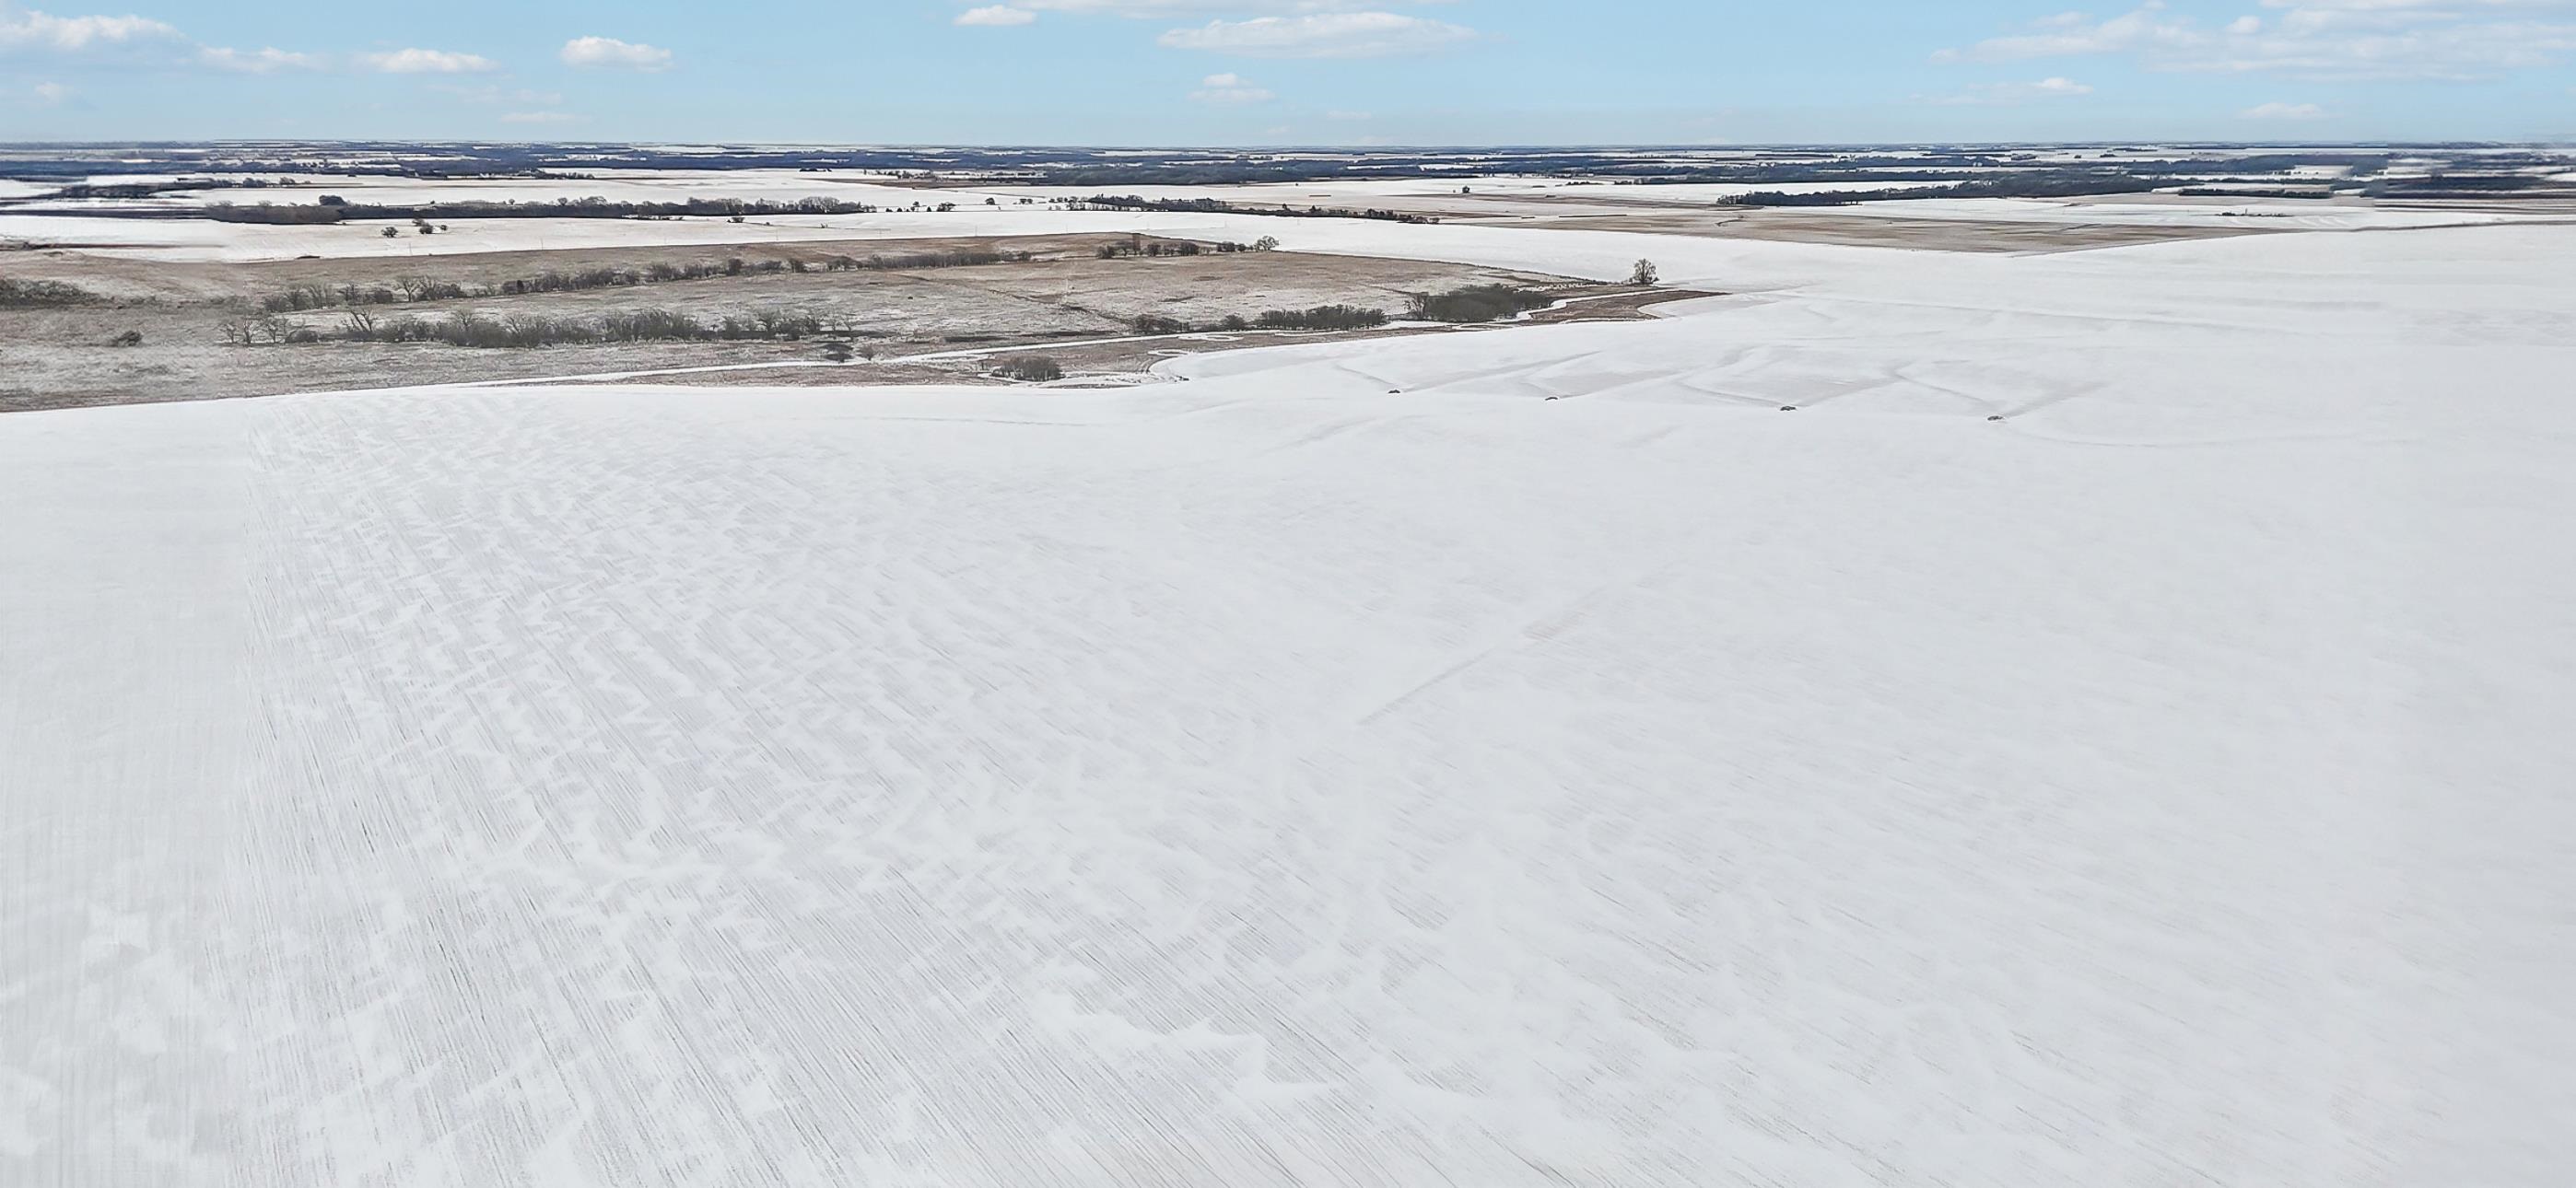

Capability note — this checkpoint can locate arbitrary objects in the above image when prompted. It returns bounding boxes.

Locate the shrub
[1130,314,1192,334]
[0,278,97,307]
[260,285,343,313]
[108,330,144,347]
[992,355,1064,382]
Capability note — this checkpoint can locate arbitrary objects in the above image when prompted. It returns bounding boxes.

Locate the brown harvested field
[0,234,1620,412]
[556,285,1717,391]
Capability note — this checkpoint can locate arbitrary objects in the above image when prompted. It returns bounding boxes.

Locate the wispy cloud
[2241,99,2328,119]
[1159,11,1475,58]
[956,5,1038,26]
[1189,71,1274,102]
[432,83,565,106]
[359,47,499,74]
[981,0,1422,13]
[560,35,673,71]
[1938,0,2576,81]
[198,45,322,73]
[1920,76,2095,106]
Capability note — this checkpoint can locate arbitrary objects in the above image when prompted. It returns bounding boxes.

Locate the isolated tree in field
[381,227,399,239]
[1252,235,1280,251]
[1631,259,1659,286]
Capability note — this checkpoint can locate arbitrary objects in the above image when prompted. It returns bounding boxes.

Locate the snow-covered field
[0,210,954,261]
[1797,195,2539,231]
[5,215,2573,1185]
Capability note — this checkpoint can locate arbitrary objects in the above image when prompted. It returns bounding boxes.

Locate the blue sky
[4,0,2572,143]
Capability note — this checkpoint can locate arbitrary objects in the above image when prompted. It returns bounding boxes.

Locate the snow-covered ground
[1797,195,2538,231]
[5,215,2572,1186]
[0,209,1137,262]
[139,168,967,210]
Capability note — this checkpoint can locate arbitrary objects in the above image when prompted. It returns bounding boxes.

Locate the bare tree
[1631,259,1659,286]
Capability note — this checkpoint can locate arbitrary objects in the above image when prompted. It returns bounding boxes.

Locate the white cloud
[359,47,498,74]
[2241,99,2328,118]
[500,110,580,123]
[31,79,67,103]
[1922,76,2097,105]
[1159,11,1476,57]
[560,35,672,70]
[0,6,180,52]
[198,45,321,72]
[1190,71,1275,102]
[1938,0,2576,81]
[957,5,1038,25]
[1327,108,1372,121]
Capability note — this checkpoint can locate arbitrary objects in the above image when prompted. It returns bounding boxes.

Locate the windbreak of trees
[1254,305,1388,331]
[202,195,891,225]
[204,203,345,224]
[1730,171,2176,206]
[1124,289,1559,334]
[1634,153,2394,187]
[2369,174,2560,197]
[1068,193,1435,225]
[231,306,837,348]
[1094,238,1259,258]
[1129,304,1388,334]
[254,250,1035,313]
